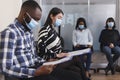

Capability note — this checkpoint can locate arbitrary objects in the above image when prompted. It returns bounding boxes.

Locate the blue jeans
[102,46,120,68]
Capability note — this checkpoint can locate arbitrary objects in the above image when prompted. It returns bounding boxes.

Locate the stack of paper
[43,57,72,65]
[68,48,91,57]
[43,48,90,65]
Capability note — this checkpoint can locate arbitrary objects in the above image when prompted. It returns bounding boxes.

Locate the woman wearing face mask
[38,7,90,80]
[38,7,67,62]
[99,17,120,75]
[72,17,93,79]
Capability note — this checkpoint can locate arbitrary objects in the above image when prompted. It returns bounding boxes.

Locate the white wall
[116,0,120,32]
[0,0,22,32]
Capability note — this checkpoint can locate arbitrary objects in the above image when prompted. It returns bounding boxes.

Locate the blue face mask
[79,25,84,30]
[107,22,114,28]
[54,19,62,27]
[24,13,39,30]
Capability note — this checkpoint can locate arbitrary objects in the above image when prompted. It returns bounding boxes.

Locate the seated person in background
[72,17,93,78]
[0,1,85,80]
[99,17,120,75]
[38,7,89,80]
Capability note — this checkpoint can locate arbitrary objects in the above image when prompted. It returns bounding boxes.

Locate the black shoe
[115,64,120,72]
[105,67,110,75]
[105,69,109,75]
[111,70,115,75]
[111,66,115,75]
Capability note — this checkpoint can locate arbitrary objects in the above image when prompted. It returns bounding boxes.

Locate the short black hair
[22,0,42,12]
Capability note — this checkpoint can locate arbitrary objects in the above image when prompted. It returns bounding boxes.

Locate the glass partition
[41,0,89,50]
[23,0,116,51]
[88,0,116,50]
[41,0,116,51]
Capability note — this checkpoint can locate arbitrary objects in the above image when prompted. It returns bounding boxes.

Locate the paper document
[43,57,72,65]
[68,48,91,57]
[43,48,90,65]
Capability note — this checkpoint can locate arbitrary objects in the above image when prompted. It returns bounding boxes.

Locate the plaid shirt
[0,19,42,78]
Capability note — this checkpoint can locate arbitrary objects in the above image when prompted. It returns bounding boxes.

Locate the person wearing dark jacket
[99,17,120,75]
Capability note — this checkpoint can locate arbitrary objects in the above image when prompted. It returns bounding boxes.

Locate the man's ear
[24,12,31,23]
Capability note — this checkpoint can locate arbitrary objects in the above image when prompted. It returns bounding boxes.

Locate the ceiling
[42,0,116,5]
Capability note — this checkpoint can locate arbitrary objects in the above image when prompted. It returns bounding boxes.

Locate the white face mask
[54,18,62,27]
[79,25,84,30]
[107,22,114,28]
[24,13,39,30]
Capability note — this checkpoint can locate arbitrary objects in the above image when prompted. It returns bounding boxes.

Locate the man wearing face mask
[24,12,39,30]
[99,17,120,75]
[0,0,55,80]
[0,1,77,80]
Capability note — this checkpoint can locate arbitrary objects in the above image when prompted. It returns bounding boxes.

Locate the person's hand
[109,43,114,48]
[47,59,58,68]
[56,53,69,58]
[34,65,54,76]
[48,58,58,62]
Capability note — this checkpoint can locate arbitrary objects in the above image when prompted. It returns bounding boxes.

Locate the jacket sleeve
[114,30,120,46]
[99,30,109,46]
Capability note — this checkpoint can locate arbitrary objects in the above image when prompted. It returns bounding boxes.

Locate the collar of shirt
[14,19,32,33]
[77,29,86,32]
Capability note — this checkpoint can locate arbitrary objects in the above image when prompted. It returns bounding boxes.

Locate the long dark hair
[44,7,64,27]
[105,17,116,29]
[75,17,87,30]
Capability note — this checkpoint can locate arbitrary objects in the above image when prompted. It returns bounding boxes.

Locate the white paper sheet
[68,48,91,57]
[43,48,90,65]
[43,57,72,65]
